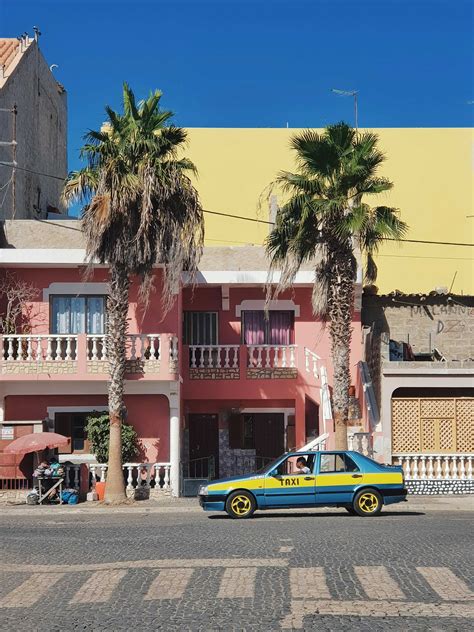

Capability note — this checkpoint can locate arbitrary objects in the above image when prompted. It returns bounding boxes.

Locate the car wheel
[225,490,256,519]
[352,489,382,517]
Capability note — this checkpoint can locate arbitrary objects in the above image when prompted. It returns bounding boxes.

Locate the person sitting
[295,457,311,474]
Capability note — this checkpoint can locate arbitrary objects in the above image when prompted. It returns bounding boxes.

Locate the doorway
[188,414,219,477]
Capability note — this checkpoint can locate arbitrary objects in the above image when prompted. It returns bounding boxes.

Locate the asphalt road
[0,505,473,631]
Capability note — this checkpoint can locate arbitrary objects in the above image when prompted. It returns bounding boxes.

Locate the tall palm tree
[265,123,407,449]
[63,84,204,502]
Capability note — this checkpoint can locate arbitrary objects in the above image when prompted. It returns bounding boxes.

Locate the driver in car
[295,456,311,474]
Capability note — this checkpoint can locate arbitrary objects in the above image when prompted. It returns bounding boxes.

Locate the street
[0,502,473,631]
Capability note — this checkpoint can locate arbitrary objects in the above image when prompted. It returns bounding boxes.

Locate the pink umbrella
[4,432,69,455]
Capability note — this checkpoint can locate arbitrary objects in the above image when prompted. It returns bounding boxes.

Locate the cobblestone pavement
[0,506,473,631]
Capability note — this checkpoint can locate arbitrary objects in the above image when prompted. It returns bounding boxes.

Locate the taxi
[198,450,407,518]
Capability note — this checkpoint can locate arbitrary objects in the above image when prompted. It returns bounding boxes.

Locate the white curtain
[87,297,105,334]
[70,298,86,333]
[52,297,71,334]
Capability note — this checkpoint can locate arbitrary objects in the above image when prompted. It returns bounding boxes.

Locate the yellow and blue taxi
[198,450,407,518]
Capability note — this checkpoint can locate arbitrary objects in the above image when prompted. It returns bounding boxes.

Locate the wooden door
[253,413,284,458]
[188,414,219,476]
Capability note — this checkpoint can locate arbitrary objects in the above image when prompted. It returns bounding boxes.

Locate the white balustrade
[298,432,329,452]
[86,334,161,362]
[2,334,78,362]
[247,345,297,369]
[169,336,178,362]
[189,345,239,369]
[87,462,172,492]
[394,454,474,481]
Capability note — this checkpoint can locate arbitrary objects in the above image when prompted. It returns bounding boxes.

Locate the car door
[315,453,364,504]
[263,453,317,508]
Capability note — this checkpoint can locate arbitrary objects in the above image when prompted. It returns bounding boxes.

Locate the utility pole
[331,88,359,130]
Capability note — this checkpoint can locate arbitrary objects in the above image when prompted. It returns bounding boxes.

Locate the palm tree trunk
[104,264,129,503]
[328,255,355,451]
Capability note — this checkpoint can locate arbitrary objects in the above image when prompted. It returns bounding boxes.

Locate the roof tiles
[0,39,20,71]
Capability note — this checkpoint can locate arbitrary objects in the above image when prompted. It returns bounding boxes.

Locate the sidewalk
[1,494,473,515]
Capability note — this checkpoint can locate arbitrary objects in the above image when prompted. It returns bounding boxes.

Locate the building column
[169,382,181,497]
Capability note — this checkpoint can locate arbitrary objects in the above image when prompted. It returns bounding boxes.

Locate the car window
[319,453,360,473]
[272,454,316,476]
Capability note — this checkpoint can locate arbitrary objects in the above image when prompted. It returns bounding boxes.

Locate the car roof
[286,450,356,457]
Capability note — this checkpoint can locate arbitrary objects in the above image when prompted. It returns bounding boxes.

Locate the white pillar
[170,407,180,497]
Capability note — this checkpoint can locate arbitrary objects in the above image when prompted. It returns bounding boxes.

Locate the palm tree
[265,123,407,449]
[63,84,204,502]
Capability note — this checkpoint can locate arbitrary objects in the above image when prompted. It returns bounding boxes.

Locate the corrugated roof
[0,39,20,72]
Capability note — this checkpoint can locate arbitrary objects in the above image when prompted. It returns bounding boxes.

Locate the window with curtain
[51,296,106,334]
[242,311,294,345]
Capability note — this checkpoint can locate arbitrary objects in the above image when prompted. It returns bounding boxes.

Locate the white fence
[2,334,77,361]
[189,345,239,369]
[89,462,172,490]
[394,454,473,480]
[247,345,297,369]
[87,334,162,362]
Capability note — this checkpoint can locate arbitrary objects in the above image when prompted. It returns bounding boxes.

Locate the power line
[1,160,472,247]
[0,161,65,182]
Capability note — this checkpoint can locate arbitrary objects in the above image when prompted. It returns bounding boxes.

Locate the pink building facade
[0,220,367,495]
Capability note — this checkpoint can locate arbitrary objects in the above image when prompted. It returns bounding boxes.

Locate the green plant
[85,413,139,464]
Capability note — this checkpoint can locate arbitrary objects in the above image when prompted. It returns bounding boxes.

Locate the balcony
[187,344,298,380]
[0,333,178,381]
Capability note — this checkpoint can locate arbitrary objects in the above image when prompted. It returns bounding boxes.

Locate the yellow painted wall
[186,128,474,294]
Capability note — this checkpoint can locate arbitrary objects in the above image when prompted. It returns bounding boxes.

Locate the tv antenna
[331,88,359,130]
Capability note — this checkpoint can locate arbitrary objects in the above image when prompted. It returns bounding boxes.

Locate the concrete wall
[0,41,67,219]
[185,128,474,294]
[362,294,474,361]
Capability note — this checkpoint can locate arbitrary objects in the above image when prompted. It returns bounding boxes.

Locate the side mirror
[269,469,278,477]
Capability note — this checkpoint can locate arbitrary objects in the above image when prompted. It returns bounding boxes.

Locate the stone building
[362,290,474,493]
[0,32,67,219]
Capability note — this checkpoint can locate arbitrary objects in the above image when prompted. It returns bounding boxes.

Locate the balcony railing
[394,454,474,480]
[87,334,161,361]
[189,345,239,369]
[2,334,77,361]
[247,344,297,369]
[0,333,178,379]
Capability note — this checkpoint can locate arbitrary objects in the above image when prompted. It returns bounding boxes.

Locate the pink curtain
[243,311,293,345]
[269,311,293,345]
[243,311,265,345]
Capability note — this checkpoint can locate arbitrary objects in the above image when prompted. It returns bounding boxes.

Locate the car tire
[225,490,256,519]
[345,507,357,515]
[352,489,382,517]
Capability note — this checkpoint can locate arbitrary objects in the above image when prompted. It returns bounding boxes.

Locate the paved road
[0,505,473,631]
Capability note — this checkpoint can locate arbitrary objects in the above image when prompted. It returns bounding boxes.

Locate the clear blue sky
[2,0,473,175]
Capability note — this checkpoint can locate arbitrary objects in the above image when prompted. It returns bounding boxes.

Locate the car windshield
[255,455,285,474]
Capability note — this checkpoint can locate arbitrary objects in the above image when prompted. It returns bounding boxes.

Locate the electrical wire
[1,160,473,247]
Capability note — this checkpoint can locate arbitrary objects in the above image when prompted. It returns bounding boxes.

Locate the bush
[85,413,139,463]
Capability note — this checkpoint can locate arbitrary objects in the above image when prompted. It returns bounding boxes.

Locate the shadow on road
[209,510,425,520]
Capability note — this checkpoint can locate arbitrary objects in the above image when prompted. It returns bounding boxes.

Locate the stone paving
[0,506,473,630]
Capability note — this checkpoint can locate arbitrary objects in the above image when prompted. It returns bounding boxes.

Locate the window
[51,296,106,334]
[183,312,218,345]
[274,454,316,476]
[319,453,360,474]
[55,413,91,454]
[242,311,294,345]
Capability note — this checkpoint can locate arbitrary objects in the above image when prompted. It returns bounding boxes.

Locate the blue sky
[2,0,473,175]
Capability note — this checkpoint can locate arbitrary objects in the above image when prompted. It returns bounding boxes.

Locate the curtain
[269,311,293,345]
[242,311,265,345]
[51,297,71,334]
[87,297,105,334]
[242,310,293,345]
[70,297,86,333]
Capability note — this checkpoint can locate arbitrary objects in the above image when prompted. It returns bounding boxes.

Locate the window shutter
[228,413,243,449]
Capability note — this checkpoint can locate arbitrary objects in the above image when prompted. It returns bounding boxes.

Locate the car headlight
[198,485,208,496]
